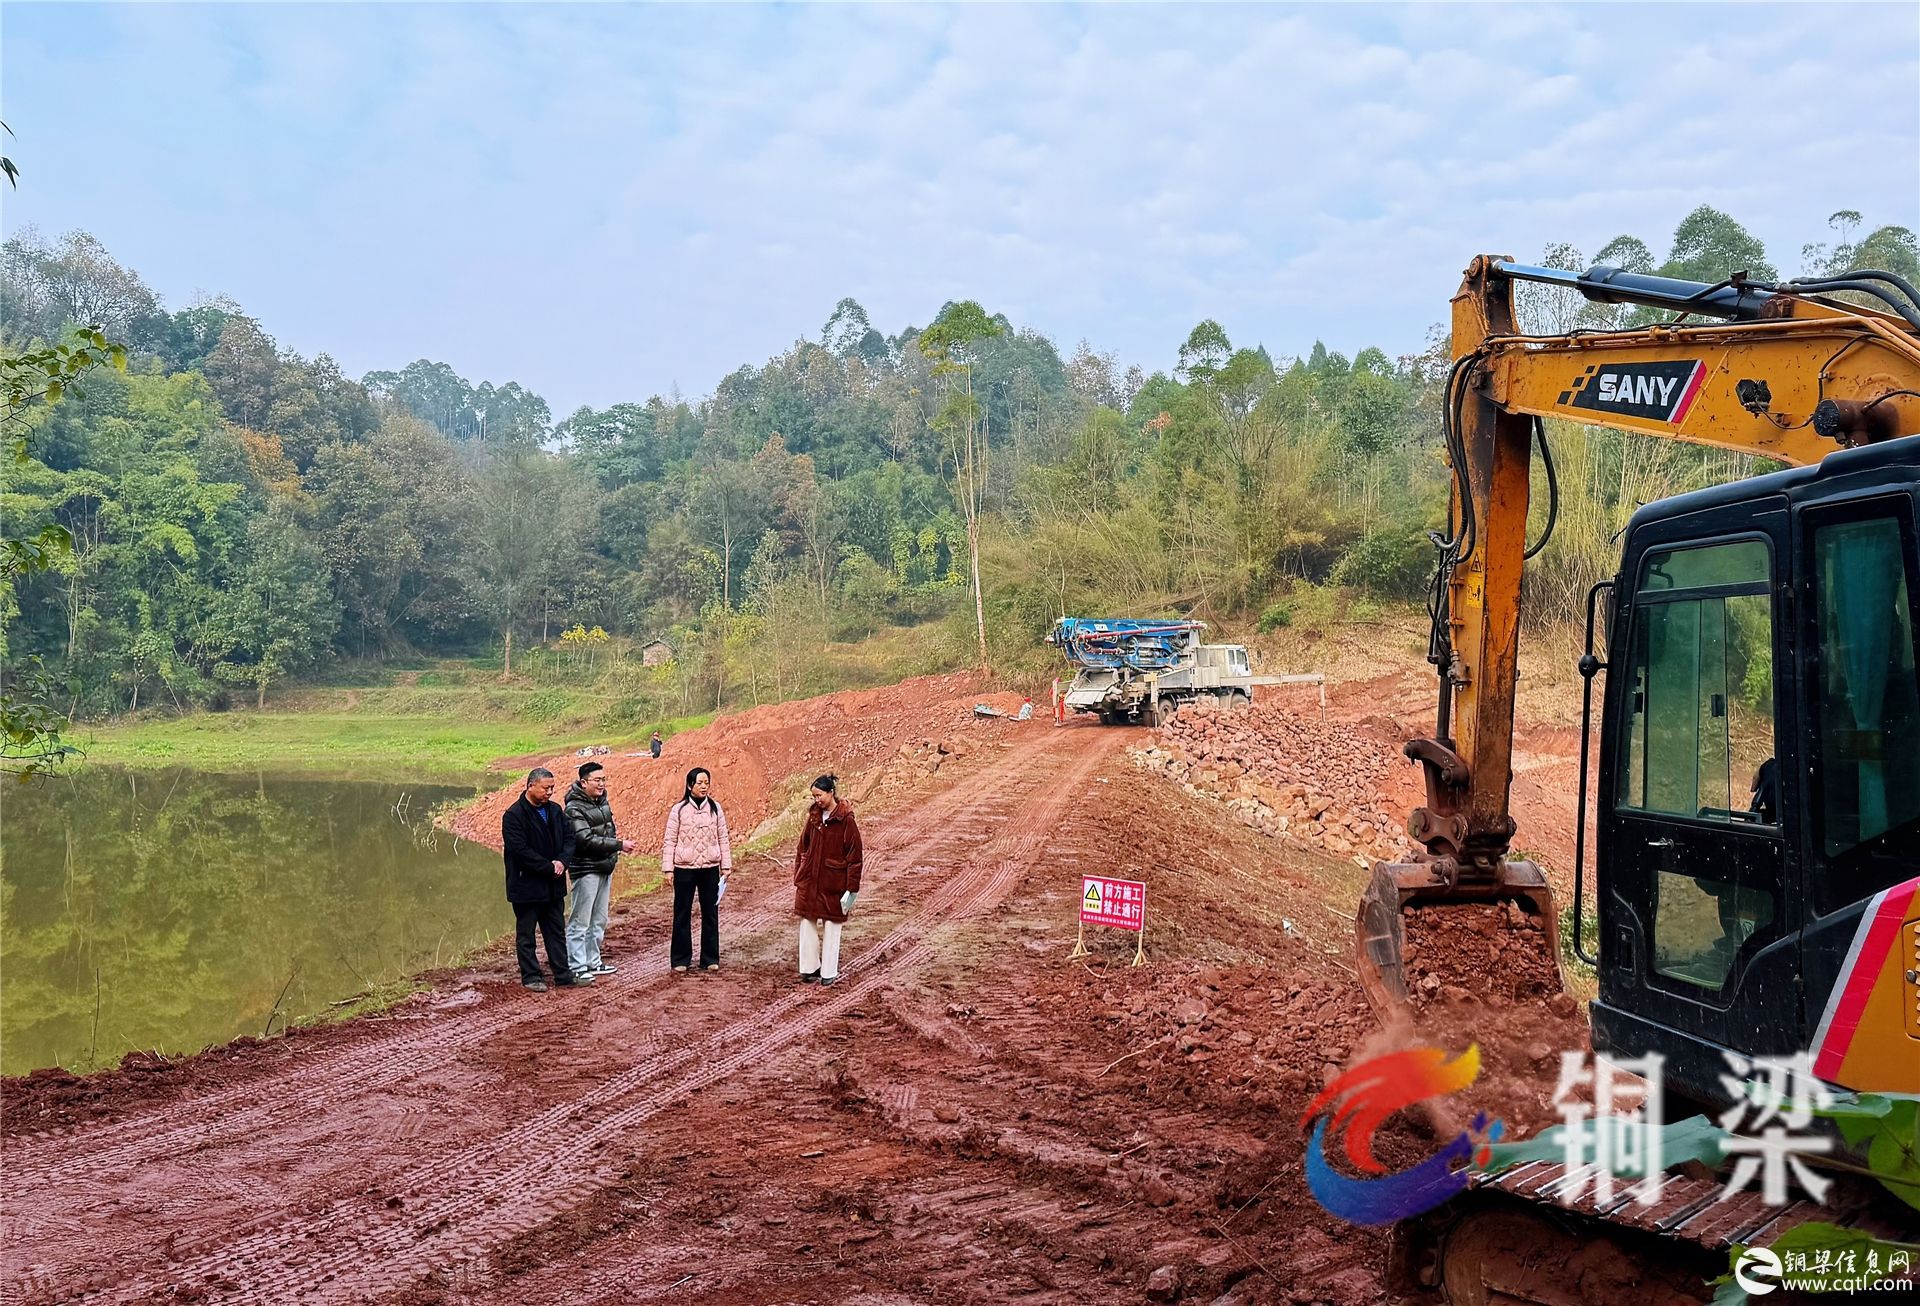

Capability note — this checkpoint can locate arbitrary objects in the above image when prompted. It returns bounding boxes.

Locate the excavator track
[1393,1162,1912,1304]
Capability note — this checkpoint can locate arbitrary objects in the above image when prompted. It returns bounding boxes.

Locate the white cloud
[1,3,1913,413]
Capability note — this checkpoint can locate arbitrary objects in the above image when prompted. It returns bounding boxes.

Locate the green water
[0,767,502,1076]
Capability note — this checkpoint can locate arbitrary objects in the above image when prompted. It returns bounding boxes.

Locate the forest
[2,207,1915,754]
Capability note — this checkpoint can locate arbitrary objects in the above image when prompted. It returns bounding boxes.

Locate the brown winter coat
[792,799,863,923]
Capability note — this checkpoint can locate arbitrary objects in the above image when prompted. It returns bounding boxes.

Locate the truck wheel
[1230,690,1251,710]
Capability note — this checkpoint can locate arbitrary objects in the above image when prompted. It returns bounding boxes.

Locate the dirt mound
[452,672,1040,856]
[1389,903,1591,1134]
[1135,697,1413,866]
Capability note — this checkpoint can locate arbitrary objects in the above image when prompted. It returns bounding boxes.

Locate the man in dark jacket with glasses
[502,768,593,991]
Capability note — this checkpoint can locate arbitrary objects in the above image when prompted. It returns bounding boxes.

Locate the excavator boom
[1356,254,1920,1020]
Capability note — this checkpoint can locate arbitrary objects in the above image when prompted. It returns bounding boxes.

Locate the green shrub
[1328,523,1435,601]
[1289,582,1342,632]
[521,688,574,721]
[599,697,649,728]
[1257,602,1295,633]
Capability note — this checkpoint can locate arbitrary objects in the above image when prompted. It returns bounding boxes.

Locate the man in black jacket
[502,768,593,991]
[564,761,636,977]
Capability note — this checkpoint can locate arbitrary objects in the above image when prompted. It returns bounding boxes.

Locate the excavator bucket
[1354,858,1564,1026]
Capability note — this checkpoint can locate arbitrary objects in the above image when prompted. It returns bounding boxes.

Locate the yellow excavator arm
[1431,255,1920,880]
[1358,253,1920,1018]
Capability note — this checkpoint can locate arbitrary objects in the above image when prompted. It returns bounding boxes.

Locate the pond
[0,767,501,1077]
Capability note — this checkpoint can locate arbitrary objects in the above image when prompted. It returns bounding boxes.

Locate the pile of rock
[1131,698,1410,866]
[889,735,974,777]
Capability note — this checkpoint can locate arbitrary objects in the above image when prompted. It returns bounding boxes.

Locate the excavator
[1352,255,1920,1301]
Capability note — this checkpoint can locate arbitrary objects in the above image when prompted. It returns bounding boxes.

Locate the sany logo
[1561,361,1708,425]
[1298,1046,1503,1225]
[1597,372,1682,406]
[1734,1246,1784,1295]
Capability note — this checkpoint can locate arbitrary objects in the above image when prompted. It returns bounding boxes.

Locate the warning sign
[1081,875,1146,932]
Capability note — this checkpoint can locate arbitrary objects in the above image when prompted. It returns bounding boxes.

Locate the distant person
[501,767,592,991]
[650,731,664,760]
[1017,695,1033,721]
[1749,757,1780,824]
[792,774,864,986]
[660,767,731,972]
[564,761,637,978]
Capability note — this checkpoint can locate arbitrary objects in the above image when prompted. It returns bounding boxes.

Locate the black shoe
[819,975,840,986]
[523,980,549,992]
[800,971,820,984]
[554,973,596,987]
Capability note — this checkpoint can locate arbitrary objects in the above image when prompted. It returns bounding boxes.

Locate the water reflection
[0,768,498,1076]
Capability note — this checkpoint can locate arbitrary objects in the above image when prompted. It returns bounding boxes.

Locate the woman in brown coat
[792,774,863,986]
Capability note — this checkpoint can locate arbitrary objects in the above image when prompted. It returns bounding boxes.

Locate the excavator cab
[1593,440,1920,1105]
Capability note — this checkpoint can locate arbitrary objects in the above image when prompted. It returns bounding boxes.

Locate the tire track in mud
[26,730,1111,1305]
[0,731,1062,1199]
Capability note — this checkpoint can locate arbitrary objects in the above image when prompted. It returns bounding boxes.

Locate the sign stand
[1073,874,1148,965]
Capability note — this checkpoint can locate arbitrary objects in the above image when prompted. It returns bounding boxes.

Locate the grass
[73,712,620,783]
[67,624,958,784]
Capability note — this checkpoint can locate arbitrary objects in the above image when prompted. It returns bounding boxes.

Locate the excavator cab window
[1616,537,1781,993]
[1804,501,1920,914]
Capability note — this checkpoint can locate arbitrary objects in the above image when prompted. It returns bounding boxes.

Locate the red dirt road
[1,709,1413,1305]
[7,656,1603,1305]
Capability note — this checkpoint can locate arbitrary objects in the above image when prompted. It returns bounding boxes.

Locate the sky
[3,3,1917,419]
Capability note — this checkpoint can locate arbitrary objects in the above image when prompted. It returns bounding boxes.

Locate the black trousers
[671,866,721,969]
[513,898,572,983]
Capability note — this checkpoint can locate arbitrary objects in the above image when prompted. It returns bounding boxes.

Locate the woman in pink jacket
[659,767,732,972]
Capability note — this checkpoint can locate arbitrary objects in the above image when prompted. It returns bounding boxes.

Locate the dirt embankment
[1140,670,1588,894]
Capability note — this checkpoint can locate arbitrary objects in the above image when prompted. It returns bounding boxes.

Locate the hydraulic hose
[1523,417,1558,561]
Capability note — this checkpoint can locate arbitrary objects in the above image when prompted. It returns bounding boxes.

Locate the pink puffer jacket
[661,799,732,871]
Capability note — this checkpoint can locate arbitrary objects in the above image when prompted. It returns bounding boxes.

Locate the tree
[0,228,158,342]
[203,317,280,431]
[1176,320,1231,383]
[210,506,340,706]
[1515,241,1587,335]
[471,450,590,677]
[1802,211,1920,292]
[822,297,875,358]
[307,416,478,658]
[1661,205,1778,283]
[689,453,771,610]
[1,327,124,769]
[474,380,551,447]
[563,402,662,487]
[1065,340,1124,411]
[919,300,1004,669]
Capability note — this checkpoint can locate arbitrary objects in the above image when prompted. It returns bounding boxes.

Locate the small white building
[639,639,673,667]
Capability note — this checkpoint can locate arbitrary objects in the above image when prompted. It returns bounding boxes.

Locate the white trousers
[797,917,842,980]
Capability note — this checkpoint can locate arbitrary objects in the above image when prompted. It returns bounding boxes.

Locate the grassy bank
[74,711,618,783]
[74,669,716,783]
[69,625,964,782]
